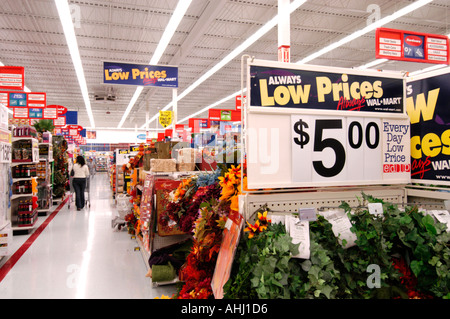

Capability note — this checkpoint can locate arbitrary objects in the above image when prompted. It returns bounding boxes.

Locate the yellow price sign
[159,110,173,128]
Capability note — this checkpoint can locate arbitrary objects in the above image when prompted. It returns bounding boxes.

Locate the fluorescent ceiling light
[117,0,193,128]
[55,0,95,128]
[297,0,433,64]
[140,0,308,129]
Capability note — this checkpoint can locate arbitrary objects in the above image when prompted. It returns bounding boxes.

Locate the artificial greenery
[32,119,55,133]
[223,193,450,299]
[223,210,299,299]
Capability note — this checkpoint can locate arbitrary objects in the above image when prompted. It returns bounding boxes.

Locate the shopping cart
[68,176,91,209]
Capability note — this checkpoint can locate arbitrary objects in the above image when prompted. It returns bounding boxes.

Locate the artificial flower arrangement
[124,211,137,235]
[173,165,245,299]
[163,170,222,233]
[176,198,230,299]
[218,164,246,212]
[224,194,450,299]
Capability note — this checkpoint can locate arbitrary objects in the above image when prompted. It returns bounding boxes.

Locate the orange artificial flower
[230,195,239,212]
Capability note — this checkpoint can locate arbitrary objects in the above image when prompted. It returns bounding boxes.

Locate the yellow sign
[159,110,173,128]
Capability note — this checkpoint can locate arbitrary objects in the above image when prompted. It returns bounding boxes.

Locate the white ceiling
[1,0,450,130]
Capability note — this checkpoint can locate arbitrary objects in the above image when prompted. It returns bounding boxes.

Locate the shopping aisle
[0,173,176,299]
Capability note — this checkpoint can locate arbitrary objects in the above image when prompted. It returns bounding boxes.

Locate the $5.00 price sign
[291,115,410,185]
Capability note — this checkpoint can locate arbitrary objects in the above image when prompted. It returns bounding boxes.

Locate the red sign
[47,105,68,115]
[43,105,58,119]
[376,28,449,64]
[27,92,46,107]
[53,116,66,127]
[164,129,173,138]
[235,95,246,110]
[0,66,24,90]
[208,109,241,121]
[278,45,290,63]
[188,118,209,133]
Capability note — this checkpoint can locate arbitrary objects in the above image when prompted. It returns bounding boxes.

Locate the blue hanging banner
[103,61,178,88]
[65,111,78,125]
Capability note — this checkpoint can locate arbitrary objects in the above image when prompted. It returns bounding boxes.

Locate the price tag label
[291,115,410,185]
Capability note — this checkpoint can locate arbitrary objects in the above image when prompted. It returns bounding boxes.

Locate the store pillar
[278,0,290,63]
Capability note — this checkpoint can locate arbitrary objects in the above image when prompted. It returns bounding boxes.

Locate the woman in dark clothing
[72,155,90,211]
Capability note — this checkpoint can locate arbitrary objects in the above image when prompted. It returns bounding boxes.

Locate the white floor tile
[0,173,177,299]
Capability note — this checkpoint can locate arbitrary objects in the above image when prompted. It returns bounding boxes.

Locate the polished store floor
[0,173,176,299]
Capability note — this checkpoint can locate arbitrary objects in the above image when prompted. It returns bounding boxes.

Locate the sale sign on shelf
[376,28,449,64]
[291,115,410,184]
[245,59,410,189]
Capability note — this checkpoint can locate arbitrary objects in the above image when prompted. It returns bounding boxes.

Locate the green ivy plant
[223,193,450,299]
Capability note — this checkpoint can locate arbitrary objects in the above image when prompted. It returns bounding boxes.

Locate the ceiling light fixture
[117,0,193,129]
[139,0,308,129]
[55,0,95,128]
[297,0,433,64]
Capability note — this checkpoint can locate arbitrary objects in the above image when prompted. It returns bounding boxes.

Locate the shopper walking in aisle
[72,155,90,211]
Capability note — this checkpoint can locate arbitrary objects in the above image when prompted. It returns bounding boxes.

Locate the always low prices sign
[246,59,410,189]
[103,61,178,88]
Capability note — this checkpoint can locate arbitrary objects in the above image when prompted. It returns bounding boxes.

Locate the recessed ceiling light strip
[55,0,95,128]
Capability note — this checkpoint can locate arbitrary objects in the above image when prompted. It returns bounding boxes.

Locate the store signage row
[0,66,24,90]
[0,91,53,120]
[376,28,449,65]
[103,61,178,88]
[407,68,450,185]
[2,92,47,108]
[246,59,409,189]
[249,64,404,113]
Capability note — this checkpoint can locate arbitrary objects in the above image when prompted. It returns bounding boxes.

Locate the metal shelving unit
[10,136,40,232]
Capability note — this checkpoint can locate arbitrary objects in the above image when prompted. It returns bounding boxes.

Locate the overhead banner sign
[376,28,449,65]
[249,63,404,113]
[246,59,410,189]
[0,66,24,90]
[406,68,450,185]
[103,61,178,88]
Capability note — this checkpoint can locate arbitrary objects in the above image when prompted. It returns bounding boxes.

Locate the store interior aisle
[0,173,176,299]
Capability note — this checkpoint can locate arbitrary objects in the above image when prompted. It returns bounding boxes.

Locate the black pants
[73,178,86,209]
